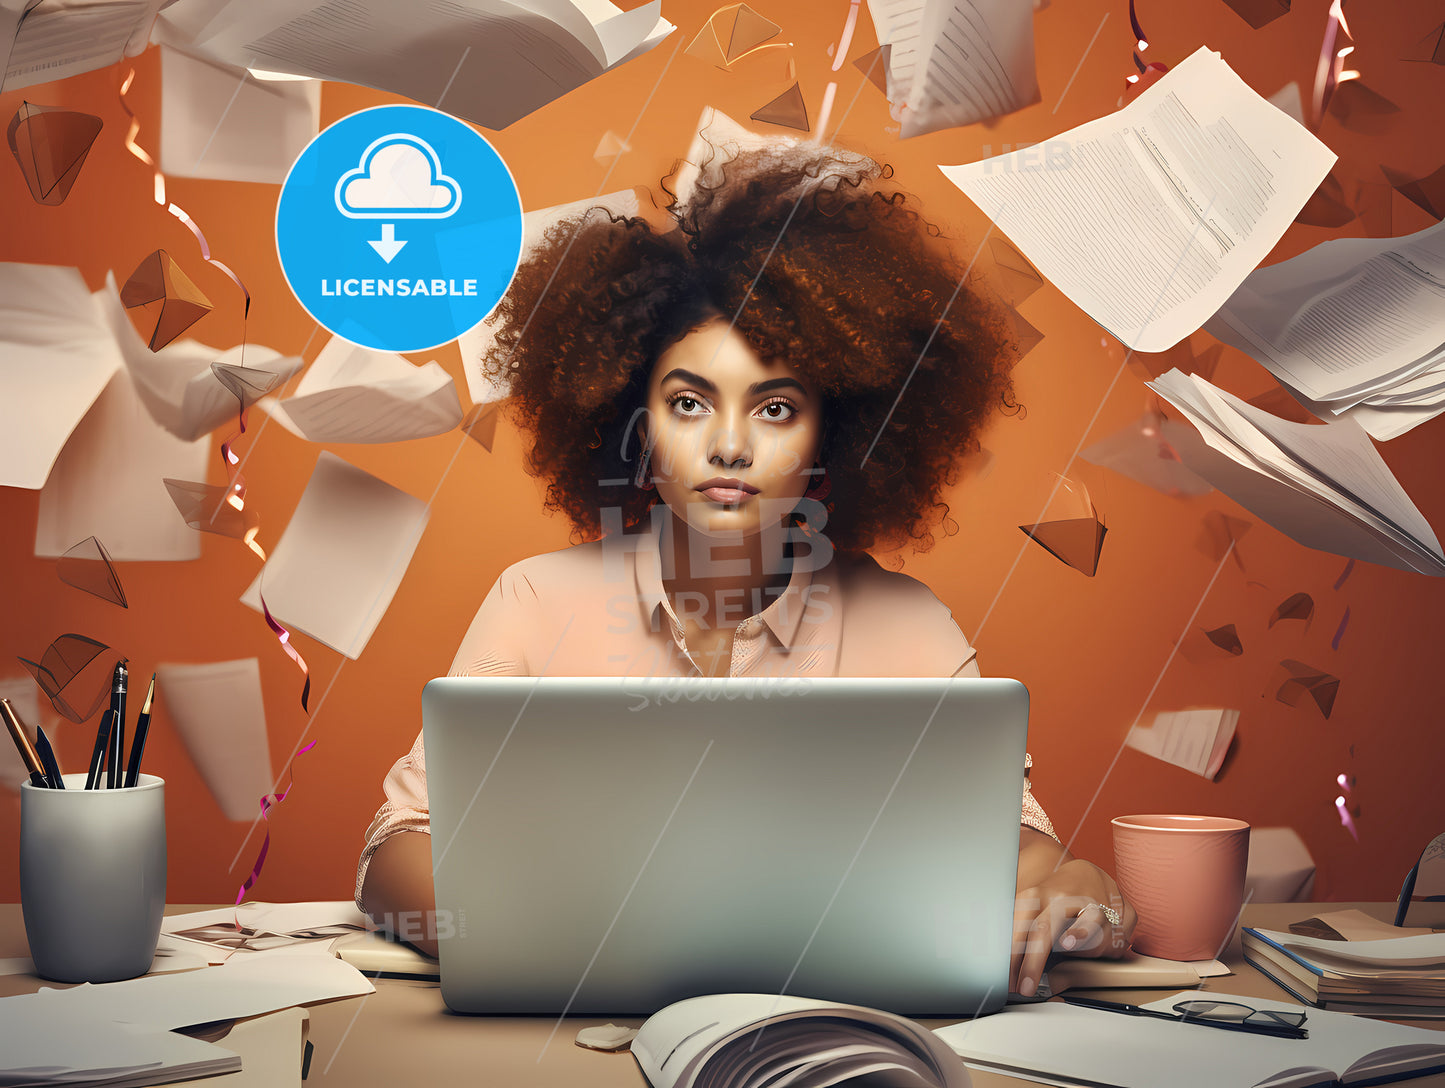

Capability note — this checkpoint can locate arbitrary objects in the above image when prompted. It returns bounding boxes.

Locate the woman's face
[639,319,823,539]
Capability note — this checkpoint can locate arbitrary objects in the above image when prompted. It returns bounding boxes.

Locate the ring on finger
[1083,902,1121,926]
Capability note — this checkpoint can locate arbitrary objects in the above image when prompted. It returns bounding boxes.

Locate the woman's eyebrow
[659,368,810,397]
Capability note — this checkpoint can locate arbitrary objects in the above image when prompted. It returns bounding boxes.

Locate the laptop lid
[424,676,1028,1016]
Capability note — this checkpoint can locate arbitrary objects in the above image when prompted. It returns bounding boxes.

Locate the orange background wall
[1,0,1442,907]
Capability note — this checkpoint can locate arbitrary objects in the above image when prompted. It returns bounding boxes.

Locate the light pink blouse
[356,527,1057,905]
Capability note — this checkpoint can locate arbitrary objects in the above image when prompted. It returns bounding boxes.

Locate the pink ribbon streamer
[235,740,319,907]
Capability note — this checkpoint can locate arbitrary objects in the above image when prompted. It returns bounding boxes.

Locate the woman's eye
[673,396,704,414]
[758,401,795,421]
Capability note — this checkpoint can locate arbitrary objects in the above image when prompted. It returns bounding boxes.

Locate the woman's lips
[700,486,754,504]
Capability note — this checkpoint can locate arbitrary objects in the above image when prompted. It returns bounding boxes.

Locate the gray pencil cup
[20,773,167,982]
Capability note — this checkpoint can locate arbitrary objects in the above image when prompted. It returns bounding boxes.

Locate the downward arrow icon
[368,223,407,263]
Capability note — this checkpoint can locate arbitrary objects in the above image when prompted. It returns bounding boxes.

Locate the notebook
[423,676,1030,1015]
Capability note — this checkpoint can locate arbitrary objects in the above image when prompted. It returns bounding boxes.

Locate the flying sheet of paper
[180,0,674,131]
[2,0,161,91]
[35,367,211,561]
[96,273,302,441]
[1080,410,1214,497]
[154,658,273,821]
[1126,707,1238,779]
[241,452,429,659]
[261,336,462,444]
[1205,219,1445,437]
[866,0,1039,138]
[0,263,123,490]
[457,188,639,404]
[940,47,1337,353]
[156,44,319,183]
[1149,368,1445,575]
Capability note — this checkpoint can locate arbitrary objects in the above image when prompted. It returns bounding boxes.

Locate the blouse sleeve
[355,565,535,908]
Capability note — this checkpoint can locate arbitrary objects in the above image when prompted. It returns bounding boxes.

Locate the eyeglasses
[1062,995,1309,1039]
[1173,999,1308,1037]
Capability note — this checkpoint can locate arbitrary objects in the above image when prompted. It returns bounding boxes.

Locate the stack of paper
[1207,219,1445,441]
[1,0,159,92]
[864,0,1040,138]
[1243,926,1445,1017]
[1148,368,1445,576]
[1125,707,1238,780]
[163,0,675,130]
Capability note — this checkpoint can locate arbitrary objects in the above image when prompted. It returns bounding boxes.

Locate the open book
[937,991,1445,1088]
[631,994,970,1088]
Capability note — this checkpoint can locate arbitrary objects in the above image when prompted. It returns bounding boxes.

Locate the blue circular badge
[276,105,523,353]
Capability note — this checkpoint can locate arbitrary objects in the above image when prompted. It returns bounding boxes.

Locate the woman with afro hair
[358,136,1136,996]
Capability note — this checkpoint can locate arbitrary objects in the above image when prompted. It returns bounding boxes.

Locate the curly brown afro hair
[481,140,1018,554]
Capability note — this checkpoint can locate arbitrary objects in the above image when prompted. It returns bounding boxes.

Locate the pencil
[2,698,51,788]
[85,709,113,790]
[33,723,64,789]
[123,673,156,788]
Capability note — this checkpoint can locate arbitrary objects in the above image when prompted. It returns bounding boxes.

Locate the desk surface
[3,902,1442,1088]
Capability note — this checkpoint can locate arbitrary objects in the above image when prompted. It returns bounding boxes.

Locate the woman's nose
[707,414,752,468]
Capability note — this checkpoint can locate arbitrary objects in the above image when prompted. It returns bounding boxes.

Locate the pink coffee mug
[1112,814,1250,961]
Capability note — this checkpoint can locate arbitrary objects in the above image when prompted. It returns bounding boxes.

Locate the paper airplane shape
[164,478,261,543]
[1268,591,1314,627]
[751,82,809,131]
[1383,163,1445,221]
[1328,81,1400,133]
[120,250,212,351]
[1295,171,1355,229]
[1204,624,1244,656]
[593,130,631,166]
[1080,409,1214,497]
[1007,308,1044,360]
[7,102,103,206]
[57,536,127,608]
[854,45,890,94]
[18,633,113,723]
[1019,476,1107,577]
[685,3,780,68]
[1403,21,1445,65]
[988,238,1043,306]
[1222,0,1289,29]
[1197,511,1251,566]
[1275,659,1339,719]
[462,401,502,453]
[212,361,285,415]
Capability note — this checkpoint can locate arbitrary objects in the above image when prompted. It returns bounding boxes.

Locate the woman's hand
[1012,828,1137,997]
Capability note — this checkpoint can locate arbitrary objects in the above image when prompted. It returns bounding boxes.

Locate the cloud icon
[335,135,461,219]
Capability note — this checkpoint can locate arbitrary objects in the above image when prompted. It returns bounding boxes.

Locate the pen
[123,673,156,788]
[2,698,51,788]
[1061,995,1308,1040]
[85,709,113,789]
[106,661,127,789]
[34,723,65,789]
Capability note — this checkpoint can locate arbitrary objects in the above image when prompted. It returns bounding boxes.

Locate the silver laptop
[423,676,1028,1016]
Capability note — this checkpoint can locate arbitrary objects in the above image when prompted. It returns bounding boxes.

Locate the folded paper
[685,3,780,68]
[120,250,213,351]
[1383,164,1445,221]
[1126,708,1238,780]
[7,102,102,205]
[1268,592,1314,627]
[1204,624,1244,656]
[461,401,502,453]
[751,82,809,131]
[1019,476,1106,577]
[1275,659,1339,719]
[1402,21,1445,65]
[17,633,112,723]
[592,130,631,166]
[1222,0,1290,29]
[988,238,1043,306]
[57,536,127,608]
[165,479,261,543]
